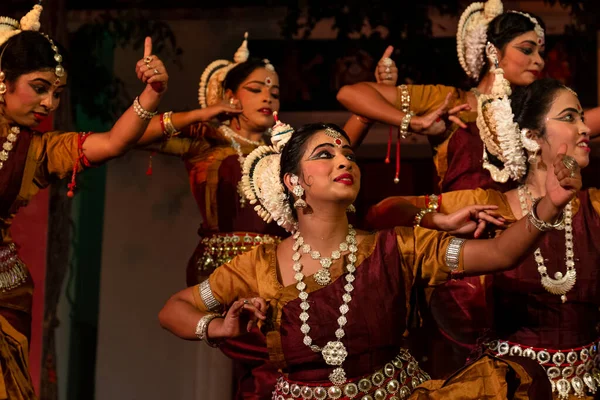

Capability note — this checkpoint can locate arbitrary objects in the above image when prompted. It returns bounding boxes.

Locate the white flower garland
[241,113,296,232]
[0,5,42,47]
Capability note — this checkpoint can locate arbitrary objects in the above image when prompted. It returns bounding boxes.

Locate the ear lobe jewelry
[291,174,307,209]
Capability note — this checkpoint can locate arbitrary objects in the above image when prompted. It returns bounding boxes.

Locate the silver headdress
[241,111,296,232]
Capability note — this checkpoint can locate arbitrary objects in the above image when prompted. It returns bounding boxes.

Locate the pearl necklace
[218,124,262,208]
[0,126,20,171]
[292,224,358,387]
[518,185,576,303]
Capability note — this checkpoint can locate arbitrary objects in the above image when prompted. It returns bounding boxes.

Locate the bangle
[425,194,441,211]
[414,208,434,227]
[400,111,415,139]
[399,84,411,113]
[445,237,466,272]
[194,313,223,347]
[528,197,564,232]
[133,96,158,120]
[355,115,373,125]
[160,111,180,139]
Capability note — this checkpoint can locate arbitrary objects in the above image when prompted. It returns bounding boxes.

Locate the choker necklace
[518,185,575,303]
[292,224,358,386]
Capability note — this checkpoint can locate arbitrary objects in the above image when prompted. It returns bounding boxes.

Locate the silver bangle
[199,279,222,312]
[528,197,564,232]
[194,313,223,347]
[445,237,466,272]
[133,96,157,120]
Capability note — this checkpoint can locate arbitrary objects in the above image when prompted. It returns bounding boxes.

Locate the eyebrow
[244,81,280,89]
[308,142,353,157]
[553,107,583,118]
[30,78,66,89]
[516,40,538,47]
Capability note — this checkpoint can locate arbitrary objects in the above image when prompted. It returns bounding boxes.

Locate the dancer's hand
[135,37,169,94]
[212,297,267,338]
[429,205,505,238]
[375,46,398,85]
[410,93,471,136]
[196,97,244,123]
[545,144,582,210]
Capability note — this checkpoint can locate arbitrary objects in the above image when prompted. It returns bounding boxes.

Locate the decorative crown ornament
[241,111,296,232]
[0,4,43,48]
[457,0,504,80]
[198,32,250,108]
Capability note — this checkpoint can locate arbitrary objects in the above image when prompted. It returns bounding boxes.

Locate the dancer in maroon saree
[367,79,599,399]
[158,119,578,399]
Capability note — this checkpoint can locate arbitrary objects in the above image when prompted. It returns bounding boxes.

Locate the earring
[346,204,356,213]
[527,149,539,165]
[0,71,6,103]
[291,174,306,209]
[485,42,499,69]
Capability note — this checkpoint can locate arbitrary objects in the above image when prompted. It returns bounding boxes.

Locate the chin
[575,154,590,169]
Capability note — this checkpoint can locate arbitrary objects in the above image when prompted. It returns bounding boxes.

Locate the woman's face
[1,69,66,127]
[539,89,591,169]
[498,31,545,86]
[291,130,360,209]
[233,67,280,131]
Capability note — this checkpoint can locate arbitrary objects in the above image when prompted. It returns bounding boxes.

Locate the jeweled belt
[486,338,600,399]
[196,232,281,274]
[0,243,28,292]
[272,348,430,400]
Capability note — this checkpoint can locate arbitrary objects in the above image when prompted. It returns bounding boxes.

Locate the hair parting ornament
[325,127,343,147]
[241,111,297,232]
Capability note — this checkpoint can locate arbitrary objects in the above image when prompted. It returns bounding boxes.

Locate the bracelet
[161,111,180,139]
[400,111,415,139]
[133,96,158,120]
[194,313,224,347]
[425,194,441,211]
[445,237,466,272]
[414,208,435,227]
[528,197,564,232]
[399,84,411,113]
[355,115,374,125]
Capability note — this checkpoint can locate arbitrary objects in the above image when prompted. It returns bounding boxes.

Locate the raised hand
[410,92,471,136]
[545,144,582,209]
[213,297,268,338]
[375,46,398,86]
[430,204,505,238]
[135,37,169,94]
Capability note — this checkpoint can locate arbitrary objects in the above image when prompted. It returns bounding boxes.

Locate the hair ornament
[508,10,545,44]
[0,4,43,47]
[241,111,296,232]
[456,0,504,80]
[198,32,250,108]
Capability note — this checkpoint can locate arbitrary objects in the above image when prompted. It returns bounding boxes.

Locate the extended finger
[143,36,152,58]
[448,104,471,116]
[477,212,505,226]
[474,219,487,238]
[434,93,452,116]
[448,115,468,129]
[381,45,394,60]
